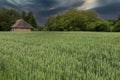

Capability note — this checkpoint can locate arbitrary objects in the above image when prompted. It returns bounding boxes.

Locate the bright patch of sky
[6,0,33,5]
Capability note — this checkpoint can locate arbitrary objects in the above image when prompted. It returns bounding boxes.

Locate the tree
[27,11,39,30]
[113,16,120,32]
[21,11,27,21]
[0,7,20,31]
[94,20,112,32]
[44,8,98,31]
[0,7,39,31]
[113,21,120,32]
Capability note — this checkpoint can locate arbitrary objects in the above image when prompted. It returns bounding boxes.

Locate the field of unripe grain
[0,32,119,80]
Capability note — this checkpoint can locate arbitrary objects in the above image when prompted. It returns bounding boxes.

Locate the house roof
[11,19,33,29]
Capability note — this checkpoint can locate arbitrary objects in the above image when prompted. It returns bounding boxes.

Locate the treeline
[44,8,120,32]
[1,7,120,32]
[0,7,39,31]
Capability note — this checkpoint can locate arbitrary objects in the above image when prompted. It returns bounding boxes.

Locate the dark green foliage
[0,7,39,31]
[44,8,120,32]
[1,7,120,32]
[44,8,98,31]
[113,16,120,32]
[21,11,27,21]
[94,20,112,32]
[26,12,39,30]
[0,7,20,31]
[21,11,40,31]
[113,21,120,32]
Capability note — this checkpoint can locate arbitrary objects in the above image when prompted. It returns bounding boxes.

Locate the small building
[11,19,33,31]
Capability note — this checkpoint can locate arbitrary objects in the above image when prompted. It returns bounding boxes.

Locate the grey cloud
[94,2,120,19]
[0,0,120,24]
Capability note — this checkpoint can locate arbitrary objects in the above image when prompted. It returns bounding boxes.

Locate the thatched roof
[11,19,33,29]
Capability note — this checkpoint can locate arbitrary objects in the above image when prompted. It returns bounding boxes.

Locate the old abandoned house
[11,19,33,31]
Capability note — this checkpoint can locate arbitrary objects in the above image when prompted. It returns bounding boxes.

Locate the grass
[0,32,119,80]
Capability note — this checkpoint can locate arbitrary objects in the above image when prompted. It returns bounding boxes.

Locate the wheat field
[0,32,119,80]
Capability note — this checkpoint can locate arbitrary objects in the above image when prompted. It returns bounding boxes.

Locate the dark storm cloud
[0,0,84,24]
[1,0,83,11]
[0,0,120,24]
[94,2,120,19]
[84,0,120,19]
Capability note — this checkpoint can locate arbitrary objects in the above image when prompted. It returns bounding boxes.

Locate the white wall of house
[12,28,31,32]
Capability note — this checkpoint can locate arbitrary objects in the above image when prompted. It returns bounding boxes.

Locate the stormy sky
[0,0,120,24]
